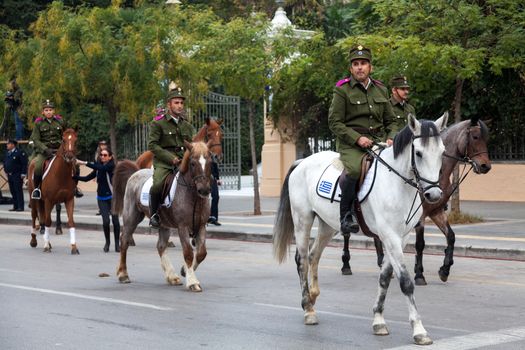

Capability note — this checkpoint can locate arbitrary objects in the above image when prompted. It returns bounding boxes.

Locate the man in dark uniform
[148,86,195,228]
[328,46,398,235]
[390,75,416,131]
[29,99,83,199]
[4,139,28,211]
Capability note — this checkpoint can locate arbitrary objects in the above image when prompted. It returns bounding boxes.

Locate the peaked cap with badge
[166,81,186,101]
[42,99,55,109]
[390,76,410,88]
[349,45,372,63]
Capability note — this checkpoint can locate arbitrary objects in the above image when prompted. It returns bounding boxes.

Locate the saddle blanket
[140,173,179,208]
[316,158,375,203]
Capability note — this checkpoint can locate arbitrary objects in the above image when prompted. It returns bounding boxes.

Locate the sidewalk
[1,180,524,261]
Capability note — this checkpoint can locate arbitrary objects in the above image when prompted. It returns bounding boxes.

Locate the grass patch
[447,211,484,224]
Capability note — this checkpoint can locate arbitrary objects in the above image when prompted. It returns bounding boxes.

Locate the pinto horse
[135,117,223,169]
[113,141,212,291]
[28,128,79,254]
[340,118,491,284]
[273,114,447,345]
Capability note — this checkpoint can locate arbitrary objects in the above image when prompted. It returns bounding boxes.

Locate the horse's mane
[393,120,440,159]
[179,142,209,173]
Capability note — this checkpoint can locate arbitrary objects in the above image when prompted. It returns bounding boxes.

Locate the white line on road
[0,282,172,311]
[254,302,470,334]
[386,326,525,350]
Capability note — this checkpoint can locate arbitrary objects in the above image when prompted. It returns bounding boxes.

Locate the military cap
[42,99,55,109]
[7,138,17,146]
[166,86,185,101]
[349,45,372,62]
[390,76,410,88]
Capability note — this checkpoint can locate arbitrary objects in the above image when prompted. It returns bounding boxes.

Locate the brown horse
[113,141,212,291]
[340,117,491,284]
[28,128,79,254]
[135,117,223,169]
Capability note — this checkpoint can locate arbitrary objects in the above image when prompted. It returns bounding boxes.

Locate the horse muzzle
[423,186,443,204]
[472,160,492,174]
[197,185,211,198]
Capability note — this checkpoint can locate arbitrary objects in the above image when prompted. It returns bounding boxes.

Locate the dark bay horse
[113,141,212,291]
[340,117,491,284]
[28,128,79,254]
[135,117,223,169]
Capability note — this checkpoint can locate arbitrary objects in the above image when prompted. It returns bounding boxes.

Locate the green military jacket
[390,96,416,132]
[328,77,398,178]
[29,115,64,154]
[148,113,195,170]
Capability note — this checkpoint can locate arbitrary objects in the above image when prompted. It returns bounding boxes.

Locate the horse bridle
[204,125,222,155]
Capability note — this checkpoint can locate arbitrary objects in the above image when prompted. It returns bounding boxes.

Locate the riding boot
[103,225,110,253]
[113,218,120,252]
[149,191,162,228]
[32,175,43,200]
[340,175,360,235]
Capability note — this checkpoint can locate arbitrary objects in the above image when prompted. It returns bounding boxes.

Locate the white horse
[273,114,448,346]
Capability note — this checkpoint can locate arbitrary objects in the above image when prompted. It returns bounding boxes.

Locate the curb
[3,218,524,261]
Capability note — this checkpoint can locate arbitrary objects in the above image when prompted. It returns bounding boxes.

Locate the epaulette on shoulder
[154,114,165,121]
[336,77,351,87]
[54,115,62,120]
[372,78,385,87]
[35,117,43,123]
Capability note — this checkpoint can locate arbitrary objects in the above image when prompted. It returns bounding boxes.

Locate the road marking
[254,302,470,333]
[386,326,525,350]
[0,282,172,311]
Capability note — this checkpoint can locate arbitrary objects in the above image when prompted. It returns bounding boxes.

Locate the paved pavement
[1,183,524,261]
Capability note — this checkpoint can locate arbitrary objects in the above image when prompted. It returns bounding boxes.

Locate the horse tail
[273,160,301,264]
[112,159,140,215]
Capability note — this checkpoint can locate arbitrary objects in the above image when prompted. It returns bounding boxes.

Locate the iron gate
[119,91,241,190]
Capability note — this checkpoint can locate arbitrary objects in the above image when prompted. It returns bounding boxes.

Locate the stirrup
[31,188,41,200]
[149,213,160,228]
[341,212,359,234]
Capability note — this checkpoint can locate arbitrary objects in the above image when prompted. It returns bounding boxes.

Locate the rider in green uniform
[29,100,82,199]
[328,46,398,236]
[390,76,416,132]
[148,87,195,228]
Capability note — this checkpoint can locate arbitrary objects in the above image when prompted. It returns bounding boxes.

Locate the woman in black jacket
[75,149,120,252]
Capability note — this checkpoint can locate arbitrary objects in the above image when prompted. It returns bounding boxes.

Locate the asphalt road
[1,224,525,350]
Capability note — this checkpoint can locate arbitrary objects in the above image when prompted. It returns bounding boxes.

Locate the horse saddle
[140,172,180,208]
[315,153,376,203]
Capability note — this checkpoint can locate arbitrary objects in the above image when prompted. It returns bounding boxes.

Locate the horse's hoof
[55,227,63,235]
[341,267,353,275]
[414,333,433,345]
[189,284,202,292]
[373,323,389,335]
[180,266,186,277]
[167,241,175,248]
[71,247,80,255]
[118,275,131,284]
[30,234,37,248]
[167,276,182,286]
[43,247,51,253]
[415,277,427,286]
[438,269,449,282]
[304,313,318,325]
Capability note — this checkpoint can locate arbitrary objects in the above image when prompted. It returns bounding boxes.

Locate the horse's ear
[483,118,492,128]
[217,118,224,126]
[204,117,211,125]
[184,140,192,151]
[407,113,420,135]
[434,111,449,132]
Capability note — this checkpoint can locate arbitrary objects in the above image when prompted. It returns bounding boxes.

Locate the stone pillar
[260,111,296,197]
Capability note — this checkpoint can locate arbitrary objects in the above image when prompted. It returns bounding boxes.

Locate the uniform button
[357,101,360,104]
[369,105,373,108]
[369,126,373,129]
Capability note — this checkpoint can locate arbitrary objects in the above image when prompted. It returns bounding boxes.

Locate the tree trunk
[107,101,118,160]
[450,77,464,215]
[247,100,261,215]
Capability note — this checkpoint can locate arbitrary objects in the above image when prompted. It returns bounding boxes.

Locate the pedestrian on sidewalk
[3,139,27,211]
[208,159,222,226]
[74,149,120,252]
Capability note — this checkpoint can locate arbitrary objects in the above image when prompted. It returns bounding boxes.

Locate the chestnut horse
[340,117,491,284]
[113,141,212,291]
[28,128,79,254]
[136,117,223,169]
